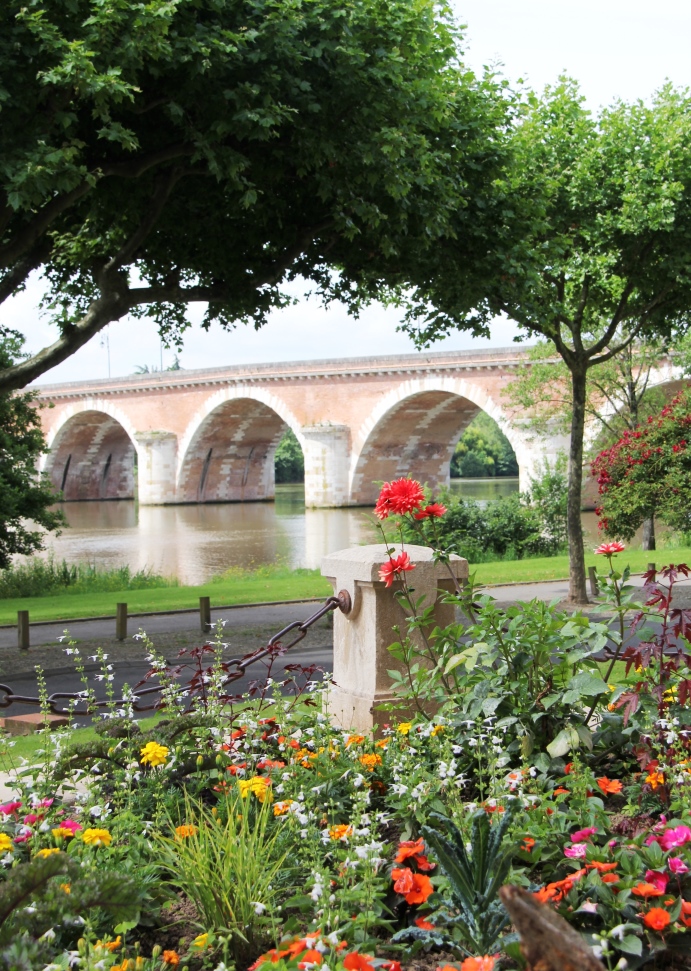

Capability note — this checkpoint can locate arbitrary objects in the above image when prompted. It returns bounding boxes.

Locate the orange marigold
[359,753,382,772]
[162,952,180,967]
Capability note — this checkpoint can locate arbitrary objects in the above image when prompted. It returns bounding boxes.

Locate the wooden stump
[499,885,606,971]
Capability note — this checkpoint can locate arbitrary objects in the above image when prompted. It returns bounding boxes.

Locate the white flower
[40,928,56,941]
[252,902,266,915]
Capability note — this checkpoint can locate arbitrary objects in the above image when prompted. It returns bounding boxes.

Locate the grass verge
[473,547,691,587]
[2,548,689,625]
[0,567,332,625]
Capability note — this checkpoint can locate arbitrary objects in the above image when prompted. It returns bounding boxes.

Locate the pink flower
[0,801,22,815]
[22,814,39,825]
[660,825,691,851]
[564,843,588,859]
[378,551,416,588]
[60,819,82,834]
[644,869,668,893]
[668,857,689,874]
[594,542,625,555]
[571,827,597,843]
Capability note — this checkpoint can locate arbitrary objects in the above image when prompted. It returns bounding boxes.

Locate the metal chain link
[0,590,351,717]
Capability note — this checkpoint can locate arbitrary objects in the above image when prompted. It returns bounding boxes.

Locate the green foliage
[524,456,569,550]
[275,429,305,484]
[592,385,691,540]
[421,803,520,955]
[450,413,518,479]
[0,557,177,600]
[156,792,287,963]
[0,330,63,569]
[0,0,506,391]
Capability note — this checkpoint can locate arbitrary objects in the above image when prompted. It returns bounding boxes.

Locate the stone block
[322,543,468,731]
[2,713,70,736]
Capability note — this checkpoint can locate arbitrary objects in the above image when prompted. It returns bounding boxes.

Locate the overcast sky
[5,0,691,385]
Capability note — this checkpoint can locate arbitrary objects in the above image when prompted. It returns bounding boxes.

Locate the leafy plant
[421,802,521,955]
[156,790,288,963]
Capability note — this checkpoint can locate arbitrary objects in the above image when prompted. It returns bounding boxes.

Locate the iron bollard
[588,566,599,598]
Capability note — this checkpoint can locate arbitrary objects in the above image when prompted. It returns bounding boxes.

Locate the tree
[451,412,519,478]
[591,385,691,544]
[503,335,679,549]
[0,330,63,568]
[0,0,504,391]
[274,429,304,484]
[393,81,691,601]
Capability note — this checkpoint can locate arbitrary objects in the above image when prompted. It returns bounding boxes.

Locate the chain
[0,591,351,717]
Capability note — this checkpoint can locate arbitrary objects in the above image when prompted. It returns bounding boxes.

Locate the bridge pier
[135,431,178,505]
[302,424,351,507]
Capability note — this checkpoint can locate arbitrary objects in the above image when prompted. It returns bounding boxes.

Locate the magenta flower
[0,801,22,815]
[668,857,689,874]
[660,825,691,851]
[644,869,668,893]
[60,819,82,834]
[571,827,597,843]
[22,814,39,826]
[564,843,588,859]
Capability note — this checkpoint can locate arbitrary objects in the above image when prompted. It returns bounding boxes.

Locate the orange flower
[162,952,180,967]
[415,917,435,930]
[521,837,535,852]
[395,839,425,863]
[343,954,375,971]
[680,900,691,928]
[588,861,618,873]
[642,907,671,931]
[358,753,382,772]
[461,959,497,971]
[632,882,665,898]
[596,777,623,795]
[552,787,569,796]
[298,950,324,968]
[345,735,365,748]
[645,770,665,790]
[601,874,619,884]
[175,825,197,839]
[391,867,434,904]
[329,824,354,841]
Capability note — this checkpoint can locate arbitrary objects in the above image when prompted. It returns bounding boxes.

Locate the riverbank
[2,547,689,624]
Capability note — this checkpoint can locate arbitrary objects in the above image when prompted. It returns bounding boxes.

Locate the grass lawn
[0,714,163,771]
[1,548,688,625]
[0,568,332,625]
[473,547,691,587]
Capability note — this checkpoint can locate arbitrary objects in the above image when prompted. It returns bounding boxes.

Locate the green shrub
[0,557,177,599]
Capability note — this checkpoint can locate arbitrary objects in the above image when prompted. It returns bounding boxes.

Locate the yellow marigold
[36,847,61,858]
[238,776,272,803]
[0,834,13,853]
[329,824,353,841]
[430,725,444,736]
[174,824,198,839]
[140,741,169,767]
[359,753,382,772]
[274,800,294,816]
[60,883,71,894]
[396,723,412,735]
[81,828,112,847]
[646,770,665,790]
[52,826,76,840]
[96,936,121,952]
[192,932,209,949]
[346,734,366,747]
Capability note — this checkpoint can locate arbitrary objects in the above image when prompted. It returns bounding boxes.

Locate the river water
[39,478,600,586]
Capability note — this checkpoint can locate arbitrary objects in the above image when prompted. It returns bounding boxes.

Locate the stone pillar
[134,431,178,505]
[321,544,468,731]
[302,424,350,507]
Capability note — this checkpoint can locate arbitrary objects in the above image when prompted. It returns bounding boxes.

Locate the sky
[5,0,691,385]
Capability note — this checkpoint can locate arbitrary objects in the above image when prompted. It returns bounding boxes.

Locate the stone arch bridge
[36,347,571,508]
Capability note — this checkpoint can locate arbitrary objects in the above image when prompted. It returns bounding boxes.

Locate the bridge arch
[177,387,305,503]
[43,401,139,501]
[349,376,533,505]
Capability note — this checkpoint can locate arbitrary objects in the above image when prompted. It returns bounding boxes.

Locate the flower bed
[0,480,690,971]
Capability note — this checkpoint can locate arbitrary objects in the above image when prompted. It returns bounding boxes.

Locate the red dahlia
[374,478,425,519]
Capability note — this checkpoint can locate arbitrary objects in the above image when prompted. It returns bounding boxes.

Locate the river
[38,478,601,586]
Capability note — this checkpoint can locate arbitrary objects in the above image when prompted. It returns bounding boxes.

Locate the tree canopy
[390,80,691,601]
[0,0,505,391]
[0,330,63,568]
[591,386,691,543]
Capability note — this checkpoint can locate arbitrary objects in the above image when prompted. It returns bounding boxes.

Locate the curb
[0,597,325,631]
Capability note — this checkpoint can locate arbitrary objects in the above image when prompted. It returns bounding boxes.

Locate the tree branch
[0,239,52,306]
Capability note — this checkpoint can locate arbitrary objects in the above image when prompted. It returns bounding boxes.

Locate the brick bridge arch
[349,376,535,504]
[177,387,305,503]
[41,400,139,501]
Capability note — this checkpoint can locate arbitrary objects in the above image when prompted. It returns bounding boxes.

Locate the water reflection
[41,478,604,585]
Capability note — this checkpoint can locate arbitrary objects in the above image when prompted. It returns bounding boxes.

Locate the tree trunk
[642,513,656,551]
[568,365,588,603]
